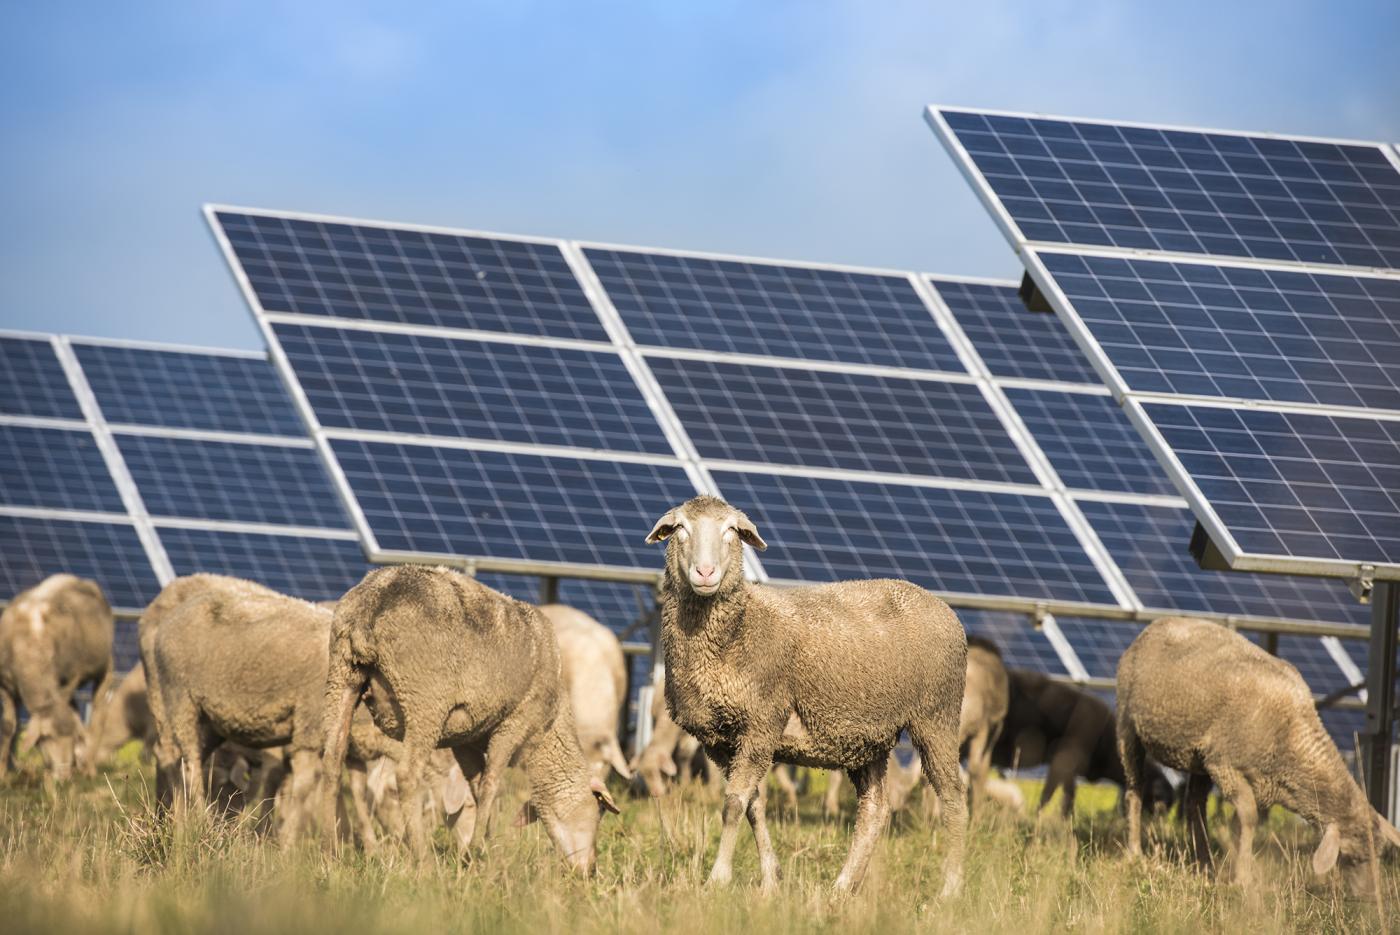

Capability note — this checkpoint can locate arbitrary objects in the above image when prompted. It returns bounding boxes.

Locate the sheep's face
[523,776,619,875]
[646,497,766,597]
[18,710,82,781]
[1313,813,1400,896]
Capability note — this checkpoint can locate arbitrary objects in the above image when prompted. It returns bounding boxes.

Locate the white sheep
[540,603,633,782]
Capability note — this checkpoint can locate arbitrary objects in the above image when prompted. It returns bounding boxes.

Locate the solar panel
[330,439,695,569]
[117,434,347,528]
[215,210,607,341]
[930,279,1101,384]
[1055,617,1143,680]
[0,514,160,610]
[1003,387,1177,496]
[0,336,82,420]
[1140,401,1400,567]
[1036,252,1400,408]
[73,342,304,436]
[930,107,1400,270]
[647,357,1036,483]
[272,322,670,453]
[586,247,965,372]
[960,608,1068,675]
[158,528,370,602]
[711,469,1117,605]
[1076,499,1367,624]
[0,425,125,513]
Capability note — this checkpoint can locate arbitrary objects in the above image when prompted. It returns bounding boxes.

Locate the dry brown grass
[0,748,1396,934]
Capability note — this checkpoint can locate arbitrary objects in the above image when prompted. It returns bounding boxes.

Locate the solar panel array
[929,106,1400,585]
[210,206,1376,691]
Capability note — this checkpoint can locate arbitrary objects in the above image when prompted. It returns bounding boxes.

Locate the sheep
[646,495,968,896]
[1117,616,1400,894]
[994,669,1173,818]
[633,678,720,797]
[88,664,154,767]
[540,603,633,782]
[0,574,115,781]
[364,750,476,852]
[143,574,395,842]
[319,566,620,872]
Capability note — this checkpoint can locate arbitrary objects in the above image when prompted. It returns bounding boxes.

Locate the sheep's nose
[695,564,716,579]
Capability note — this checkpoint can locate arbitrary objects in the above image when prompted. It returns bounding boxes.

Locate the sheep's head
[645,496,766,597]
[1313,809,1400,896]
[18,709,84,781]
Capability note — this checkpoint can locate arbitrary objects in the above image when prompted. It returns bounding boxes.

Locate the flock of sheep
[2,494,1398,899]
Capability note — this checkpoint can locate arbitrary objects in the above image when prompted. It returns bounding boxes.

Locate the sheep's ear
[591,777,621,815]
[18,716,51,755]
[660,753,678,778]
[735,514,767,551]
[1376,812,1400,850]
[645,509,681,544]
[1312,822,1341,876]
[602,738,633,780]
[442,764,471,816]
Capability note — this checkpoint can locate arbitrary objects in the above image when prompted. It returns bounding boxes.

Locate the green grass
[1,757,1396,934]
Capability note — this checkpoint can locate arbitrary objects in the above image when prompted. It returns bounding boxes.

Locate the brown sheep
[540,603,632,782]
[960,636,1010,810]
[1117,616,1400,894]
[0,574,115,781]
[320,566,619,872]
[144,574,394,842]
[646,495,968,896]
[88,664,154,767]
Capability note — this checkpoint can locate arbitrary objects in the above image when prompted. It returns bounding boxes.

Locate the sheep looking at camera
[647,495,968,896]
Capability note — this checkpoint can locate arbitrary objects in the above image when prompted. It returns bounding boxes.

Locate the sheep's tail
[320,646,368,849]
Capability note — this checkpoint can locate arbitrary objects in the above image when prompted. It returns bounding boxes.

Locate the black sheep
[992,669,1174,816]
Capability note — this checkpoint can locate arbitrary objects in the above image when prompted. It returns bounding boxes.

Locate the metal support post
[1362,580,1398,817]
[539,575,559,606]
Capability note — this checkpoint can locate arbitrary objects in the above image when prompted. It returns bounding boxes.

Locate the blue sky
[2,1,1396,350]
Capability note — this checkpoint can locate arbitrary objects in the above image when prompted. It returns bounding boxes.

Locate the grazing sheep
[540,604,633,782]
[88,664,155,766]
[633,679,719,797]
[646,495,968,896]
[1117,617,1400,893]
[0,574,115,781]
[144,575,394,841]
[992,669,1173,818]
[365,750,476,853]
[320,566,619,872]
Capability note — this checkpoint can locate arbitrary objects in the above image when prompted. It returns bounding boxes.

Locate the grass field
[1,747,1397,934]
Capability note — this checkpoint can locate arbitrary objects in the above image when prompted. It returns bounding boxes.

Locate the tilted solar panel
[586,247,965,372]
[930,107,1400,270]
[960,609,1067,675]
[0,514,160,611]
[647,357,1036,483]
[1055,617,1143,680]
[0,336,82,420]
[74,342,304,436]
[273,322,670,453]
[0,425,125,514]
[931,278,1101,384]
[159,528,370,603]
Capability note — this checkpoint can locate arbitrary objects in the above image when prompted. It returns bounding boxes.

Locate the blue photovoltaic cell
[331,439,696,568]
[587,248,965,372]
[216,212,607,342]
[649,357,1036,483]
[0,516,160,609]
[938,109,1400,269]
[1039,253,1400,409]
[959,609,1067,675]
[274,323,668,454]
[1320,707,1372,752]
[117,434,346,528]
[75,344,304,436]
[476,573,654,634]
[1,336,81,420]
[931,279,1101,384]
[1276,635,1351,695]
[0,425,123,513]
[112,621,139,672]
[158,528,372,602]
[1056,617,1144,680]
[1077,499,1369,624]
[1004,387,1176,496]
[1144,403,1400,566]
[711,470,1116,604]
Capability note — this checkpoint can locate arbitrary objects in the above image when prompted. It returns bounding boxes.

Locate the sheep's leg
[1184,772,1213,869]
[1211,766,1257,887]
[833,756,891,893]
[169,698,208,815]
[707,746,773,887]
[965,726,992,815]
[1116,720,1146,858]
[448,746,484,856]
[279,748,321,844]
[0,689,16,778]
[346,759,379,852]
[471,719,531,848]
[910,718,967,898]
[770,764,799,816]
[746,779,782,893]
[397,733,433,858]
[823,769,844,819]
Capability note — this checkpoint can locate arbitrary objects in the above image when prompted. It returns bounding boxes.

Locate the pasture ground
[1,745,1396,934]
